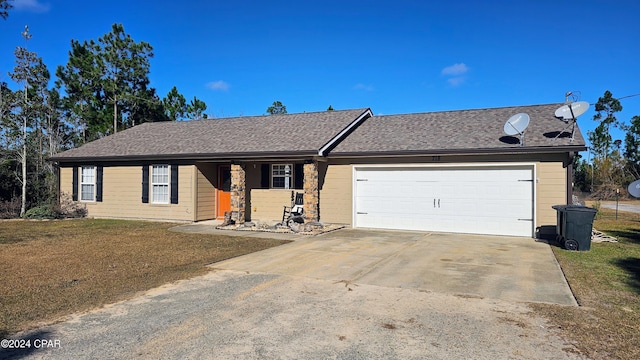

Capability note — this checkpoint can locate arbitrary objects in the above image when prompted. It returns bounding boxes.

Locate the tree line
[1,22,208,218]
[574,90,640,199]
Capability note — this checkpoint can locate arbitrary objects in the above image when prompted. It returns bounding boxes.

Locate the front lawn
[0,219,289,337]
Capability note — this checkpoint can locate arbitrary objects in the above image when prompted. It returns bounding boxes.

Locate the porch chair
[282,191,305,226]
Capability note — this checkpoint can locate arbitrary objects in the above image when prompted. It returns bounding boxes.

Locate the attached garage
[353,165,534,237]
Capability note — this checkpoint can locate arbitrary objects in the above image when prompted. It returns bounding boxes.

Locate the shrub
[24,204,60,219]
[57,192,87,218]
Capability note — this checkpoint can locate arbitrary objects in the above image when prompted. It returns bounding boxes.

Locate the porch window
[151,165,170,204]
[80,166,95,201]
[272,164,293,189]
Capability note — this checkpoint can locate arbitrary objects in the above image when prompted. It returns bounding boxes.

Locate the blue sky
[1,0,639,156]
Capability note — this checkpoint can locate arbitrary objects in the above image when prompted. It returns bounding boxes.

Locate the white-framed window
[272,164,292,189]
[151,165,169,204]
[80,165,96,201]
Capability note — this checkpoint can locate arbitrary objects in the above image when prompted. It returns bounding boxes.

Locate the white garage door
[354,166,534,237]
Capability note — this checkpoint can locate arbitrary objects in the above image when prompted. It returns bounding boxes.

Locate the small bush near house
[56,192,87,218]
[24,205,60,219]
[0,193,87,220]
[19,193,87,220]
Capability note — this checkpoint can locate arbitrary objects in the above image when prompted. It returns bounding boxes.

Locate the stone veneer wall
[231,163,246,222]
[303,161,319,221]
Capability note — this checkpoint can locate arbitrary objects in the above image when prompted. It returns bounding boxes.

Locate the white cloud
[353,83,374,91]
[14,0,51,13]
[447,77,466,87]
[441,63,469,76]
[206,80,229,91]
[441,63,469,87]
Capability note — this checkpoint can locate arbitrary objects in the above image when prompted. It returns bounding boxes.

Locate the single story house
[49,104,586,238]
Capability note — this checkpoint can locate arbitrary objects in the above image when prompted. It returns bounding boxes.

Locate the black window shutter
[294,164,304,189]
[260,164,270,188]
[72,167,78,201]
[96,166,103,202]
[141,165,149,203]
[170,164,179,204]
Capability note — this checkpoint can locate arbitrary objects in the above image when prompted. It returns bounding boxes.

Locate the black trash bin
[551,205,569,243]
[552,205,597,251]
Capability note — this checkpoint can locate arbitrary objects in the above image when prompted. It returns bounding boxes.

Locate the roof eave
[327,145,587,158]
[49,150,321,164]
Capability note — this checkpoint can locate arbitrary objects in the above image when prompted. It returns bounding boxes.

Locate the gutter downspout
[567,152,575,204]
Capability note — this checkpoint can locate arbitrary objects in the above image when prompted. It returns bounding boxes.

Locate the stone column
[230,163,246,223]
[303,160,319,222]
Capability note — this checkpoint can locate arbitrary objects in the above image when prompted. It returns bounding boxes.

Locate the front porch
[197,159,323,225]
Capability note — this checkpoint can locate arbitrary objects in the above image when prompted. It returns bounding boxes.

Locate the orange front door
[217,165,231,219]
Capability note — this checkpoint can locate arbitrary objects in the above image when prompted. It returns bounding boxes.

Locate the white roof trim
[318,108,373,157]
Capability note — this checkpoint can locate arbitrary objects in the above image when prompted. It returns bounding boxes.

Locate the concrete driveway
[213,229,576,305]
[6,229,580,359]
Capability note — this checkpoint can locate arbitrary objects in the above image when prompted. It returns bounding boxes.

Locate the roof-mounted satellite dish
[553,100,590,142]
[628,179,640,198]
[555,101,589,121]
[503,113,530,146]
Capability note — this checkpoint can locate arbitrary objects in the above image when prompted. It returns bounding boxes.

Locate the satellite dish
[503,113,530,146]
[553,101,589,142]
[504,113,530,135]
[628,180,640,198]
[554,101,589,121]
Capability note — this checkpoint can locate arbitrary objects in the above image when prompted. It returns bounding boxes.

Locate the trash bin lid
[552,205,571,211]
[563,205,597,213]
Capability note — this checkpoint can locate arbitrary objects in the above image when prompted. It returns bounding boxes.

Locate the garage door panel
[354,167,533,237]
[356,213,434,231]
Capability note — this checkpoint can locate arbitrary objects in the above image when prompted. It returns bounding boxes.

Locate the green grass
[531,207,640,359]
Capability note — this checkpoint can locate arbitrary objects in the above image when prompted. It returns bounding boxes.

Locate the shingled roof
[50,108,371,162]
[50,103,586,163]
[329,103,586,156]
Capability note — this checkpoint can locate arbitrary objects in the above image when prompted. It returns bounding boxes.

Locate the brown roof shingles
[330,103,586,155]
[50,108,370,161]
[50,104,586,162]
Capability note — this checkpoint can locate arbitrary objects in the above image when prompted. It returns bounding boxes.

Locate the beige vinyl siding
[319,164,353,224]
[536,161,567,228]
[250,189,292,224]
[60,165,196,222]
[59,166,74,200]
[195,163,217,221]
